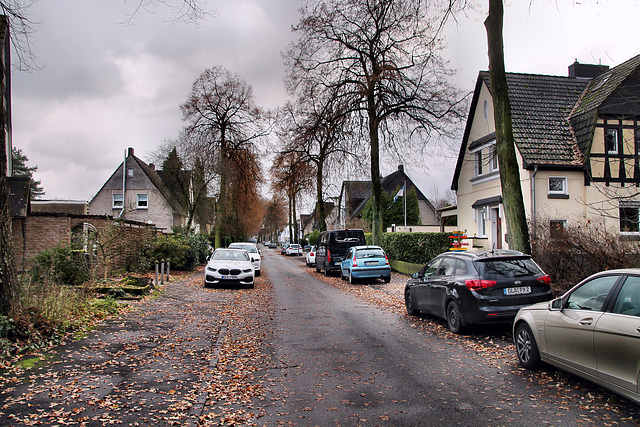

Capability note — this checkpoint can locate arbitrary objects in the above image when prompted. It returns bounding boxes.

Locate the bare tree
[271,147,315,243]
[484,0,531,254]
[181,66,268,247]
[278,87,357,232]
[285,0,468,244]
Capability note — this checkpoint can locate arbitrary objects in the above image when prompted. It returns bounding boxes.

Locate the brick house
[88,147,186,233]
[452,54,640,249]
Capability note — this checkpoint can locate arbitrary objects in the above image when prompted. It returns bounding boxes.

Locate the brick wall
[12,213,157,277]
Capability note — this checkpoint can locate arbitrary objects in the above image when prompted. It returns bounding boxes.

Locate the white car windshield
[212,250,249,261]
[230,244,258,253]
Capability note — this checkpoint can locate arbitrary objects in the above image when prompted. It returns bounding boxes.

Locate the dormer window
[606,128,620,155]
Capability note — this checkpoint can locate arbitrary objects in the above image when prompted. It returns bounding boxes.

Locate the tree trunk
[0,39,14,317]
[214,133,227,249]
[484,0,531,254]
[368,100,383,245]
[287,192,293,243]
[292,190,298,243]
[316,161,326,232]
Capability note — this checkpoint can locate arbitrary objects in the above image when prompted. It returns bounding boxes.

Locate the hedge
[365,232,451,265]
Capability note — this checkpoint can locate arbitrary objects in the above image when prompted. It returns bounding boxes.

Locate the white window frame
[137,193,148,209]
[112,193,123,209]
[606,128,620,155]
[548,176,567,195]
[475,151,483,177]
[127,168,134,177]
[619,201,640,234]
[476,207,487,237]
[490,145,498,172]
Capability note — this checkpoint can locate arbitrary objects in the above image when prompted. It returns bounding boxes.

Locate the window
[127,168,134,177]
[566,275,619,311]
[437,257,455,276]
[550,220,567,239]
[420,258,441,278]
[612,276,640,317]
[490,146,498,171]
[548,177,567,195]
[475,151,483,176]
[112,193,123,209]
[477,208,487,237]
[483,99,489,122]
[620,202,640,233]
[137,193,148,209]
[605,128,620,155]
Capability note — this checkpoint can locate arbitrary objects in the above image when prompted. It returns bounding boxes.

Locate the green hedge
[366,232,451,265]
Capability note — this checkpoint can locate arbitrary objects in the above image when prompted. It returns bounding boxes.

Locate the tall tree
[11,147,44,199]
[181,66,267,247]
[277,92,354,232]
[484,0,531,254]
[285,0,467,244]
[271,149,315,243]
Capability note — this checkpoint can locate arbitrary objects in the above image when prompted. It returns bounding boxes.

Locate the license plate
[504,286,531,296]
[223,275,238,280]
[365,261,378,266]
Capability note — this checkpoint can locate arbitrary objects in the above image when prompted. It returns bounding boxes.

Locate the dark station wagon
[404,250,552,333]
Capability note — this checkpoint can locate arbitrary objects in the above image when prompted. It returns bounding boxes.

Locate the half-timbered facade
[452,55,640,249]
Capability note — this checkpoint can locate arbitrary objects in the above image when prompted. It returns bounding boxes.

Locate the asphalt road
[0,248,638,426]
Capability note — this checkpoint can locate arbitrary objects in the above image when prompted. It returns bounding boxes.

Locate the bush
[365,232,450,265]
[531,218,640,292]
[306,230,320,245]
[186,233,210,264]
[30,246,91,286]
[138,234,196,271]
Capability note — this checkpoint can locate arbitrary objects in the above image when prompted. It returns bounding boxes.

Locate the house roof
[350,165,435,218]
[452,54,640,191]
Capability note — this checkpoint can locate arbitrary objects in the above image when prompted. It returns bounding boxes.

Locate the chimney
[398,165,404,172]
[568,60,609,78]
[149,163,155,170]
[128,147,134,157]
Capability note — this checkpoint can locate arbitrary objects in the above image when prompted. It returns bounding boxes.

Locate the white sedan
[229,242,261,276]
[514,269,640,405]
[286,244,303,256]
[204,248,255,289]
[305,245,316,267]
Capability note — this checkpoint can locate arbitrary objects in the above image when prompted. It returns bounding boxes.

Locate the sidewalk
[0,271,223,426]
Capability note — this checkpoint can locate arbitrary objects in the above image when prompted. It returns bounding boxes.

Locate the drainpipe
[531,165,538,238]
[118,148,126,218]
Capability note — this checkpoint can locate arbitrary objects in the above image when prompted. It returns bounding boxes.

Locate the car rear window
[355,249,385,259]
[474,257,543,279]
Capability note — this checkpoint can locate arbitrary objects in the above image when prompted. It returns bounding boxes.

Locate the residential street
[1,248,638,426]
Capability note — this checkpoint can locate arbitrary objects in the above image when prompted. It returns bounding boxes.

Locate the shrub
[531,218,640,292]
[137,233,209,271]
[306,230,320,245]
[379,232,451,265]
[30,246,91,286]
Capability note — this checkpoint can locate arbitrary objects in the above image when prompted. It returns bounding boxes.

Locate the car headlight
[243,268,253,273]
[206,266,217,272]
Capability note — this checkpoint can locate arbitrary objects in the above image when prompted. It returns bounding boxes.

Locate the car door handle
[579,318,593,326]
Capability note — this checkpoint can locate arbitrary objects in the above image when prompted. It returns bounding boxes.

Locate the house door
[490,207,502,250]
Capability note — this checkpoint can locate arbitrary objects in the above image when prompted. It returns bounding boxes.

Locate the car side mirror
[550,298,563,311]
[411,272,420,279]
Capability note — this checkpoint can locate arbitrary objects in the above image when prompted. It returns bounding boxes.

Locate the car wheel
[256,270,260,277]
[316,264,321,273]
[349,271,355,284]
[340,269,346,280]
[446,300,463,334]
[405,290,418,315]
[515,322,541,369]
[324,263,330,276]
[384,275,391,283]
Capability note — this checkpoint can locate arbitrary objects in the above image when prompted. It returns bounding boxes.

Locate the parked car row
[402,249,640,405]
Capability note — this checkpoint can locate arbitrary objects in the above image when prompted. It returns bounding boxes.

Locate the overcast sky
[10,0,640,205]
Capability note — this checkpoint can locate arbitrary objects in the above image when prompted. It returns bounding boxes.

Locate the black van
[315,229,366,276]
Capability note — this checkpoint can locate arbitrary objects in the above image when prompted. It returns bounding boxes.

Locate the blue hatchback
[340,245,391,284]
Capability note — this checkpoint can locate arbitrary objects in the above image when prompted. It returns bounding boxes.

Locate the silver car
[514,269,640,405]
[204,248,255,289]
